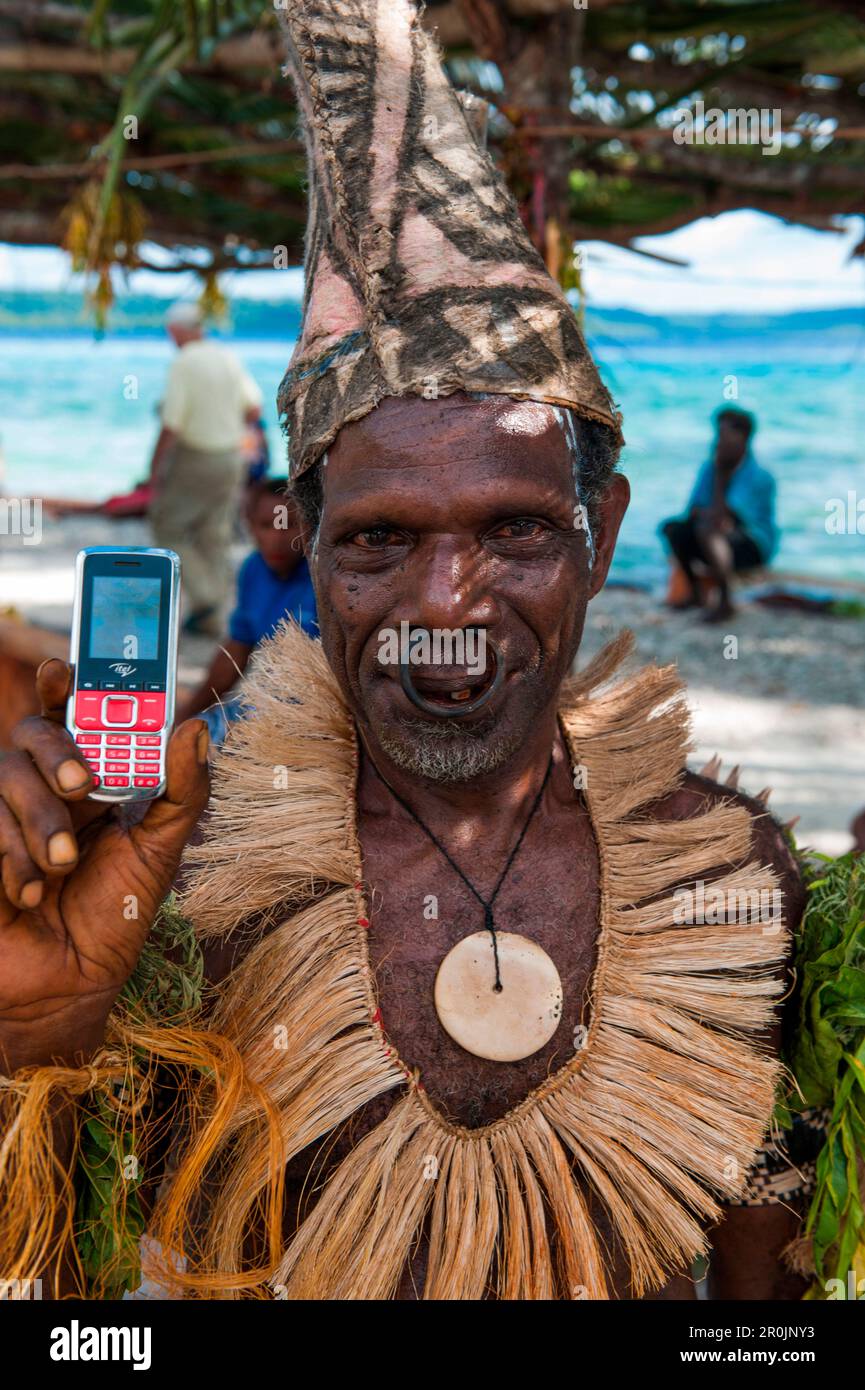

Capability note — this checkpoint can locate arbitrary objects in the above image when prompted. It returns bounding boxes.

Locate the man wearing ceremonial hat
[0,0,811,1300]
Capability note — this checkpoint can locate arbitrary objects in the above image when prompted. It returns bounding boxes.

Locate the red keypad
[73,692,166,794]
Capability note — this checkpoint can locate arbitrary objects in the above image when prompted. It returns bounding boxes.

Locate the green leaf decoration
[785,851,865,1296]
[73,893,205,1298]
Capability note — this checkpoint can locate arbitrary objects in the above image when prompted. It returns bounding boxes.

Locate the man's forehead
[316,396,579,522]
[485,397,561,437]
[329,392,568,464]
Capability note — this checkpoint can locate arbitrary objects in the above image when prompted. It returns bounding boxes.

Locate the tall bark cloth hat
[277,0,623,481]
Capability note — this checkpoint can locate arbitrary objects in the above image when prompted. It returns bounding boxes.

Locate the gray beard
[377,715,523,784]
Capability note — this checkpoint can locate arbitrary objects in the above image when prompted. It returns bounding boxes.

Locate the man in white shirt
[148,301,264,634]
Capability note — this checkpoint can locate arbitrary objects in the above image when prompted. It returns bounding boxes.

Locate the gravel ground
[581,585,865,854]
[581,583,864,708]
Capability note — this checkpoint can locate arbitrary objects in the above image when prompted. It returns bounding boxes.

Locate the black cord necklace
[368,753,554,992]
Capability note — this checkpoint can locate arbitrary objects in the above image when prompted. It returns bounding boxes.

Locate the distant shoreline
[2,295,864,342]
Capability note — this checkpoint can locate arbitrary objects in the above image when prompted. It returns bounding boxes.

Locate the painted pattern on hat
[277,0,622,479]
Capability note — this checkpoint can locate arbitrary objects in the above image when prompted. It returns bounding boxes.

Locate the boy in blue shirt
[178,478,317,736]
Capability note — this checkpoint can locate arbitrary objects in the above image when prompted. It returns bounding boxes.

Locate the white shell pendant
[433,931,564,1062]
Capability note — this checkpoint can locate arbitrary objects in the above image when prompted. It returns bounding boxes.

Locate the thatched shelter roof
[1,0,862,307]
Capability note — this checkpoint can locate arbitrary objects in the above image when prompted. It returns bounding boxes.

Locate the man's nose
[406,537,499,632]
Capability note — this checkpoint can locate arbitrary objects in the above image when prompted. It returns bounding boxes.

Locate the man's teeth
[413,669,492,702]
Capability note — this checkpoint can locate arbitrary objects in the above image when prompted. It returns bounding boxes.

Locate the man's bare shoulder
[646,768,806,933]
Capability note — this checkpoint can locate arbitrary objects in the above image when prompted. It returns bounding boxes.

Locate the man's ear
[587,472,630,600]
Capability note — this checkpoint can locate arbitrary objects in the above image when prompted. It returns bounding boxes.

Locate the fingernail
[21,880,43,909]
[57,759,92,791]
[196,727,210,765]
[47,831,77,866]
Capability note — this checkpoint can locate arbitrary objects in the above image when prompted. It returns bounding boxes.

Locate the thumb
[36,657,73,723]
[131,719,210,866]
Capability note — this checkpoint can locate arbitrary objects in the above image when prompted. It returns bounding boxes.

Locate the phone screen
[89,576,162,662]
[75,549,175,693]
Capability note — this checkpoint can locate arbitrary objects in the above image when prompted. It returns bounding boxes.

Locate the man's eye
[351,527,402,549]
[490,519,546,540]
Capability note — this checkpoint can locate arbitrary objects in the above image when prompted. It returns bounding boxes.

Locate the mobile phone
[66,547,181,803]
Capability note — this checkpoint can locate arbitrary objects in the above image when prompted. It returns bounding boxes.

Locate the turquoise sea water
[0,327,862,586]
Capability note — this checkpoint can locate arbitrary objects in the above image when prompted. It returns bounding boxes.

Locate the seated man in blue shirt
[177,477,317,737]
[661,408,778,623]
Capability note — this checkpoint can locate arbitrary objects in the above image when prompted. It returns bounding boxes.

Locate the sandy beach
[580,584,864,855]
[1,512,862,855]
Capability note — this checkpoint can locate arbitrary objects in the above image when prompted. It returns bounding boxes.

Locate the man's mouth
[398,641,504,718]
[410,663,496,707]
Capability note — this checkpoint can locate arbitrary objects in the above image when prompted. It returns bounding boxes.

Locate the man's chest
[357,800,601,1129]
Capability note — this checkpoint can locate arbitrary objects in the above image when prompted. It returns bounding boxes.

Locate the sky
[1,208,863,317]
[584,210,865,314]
